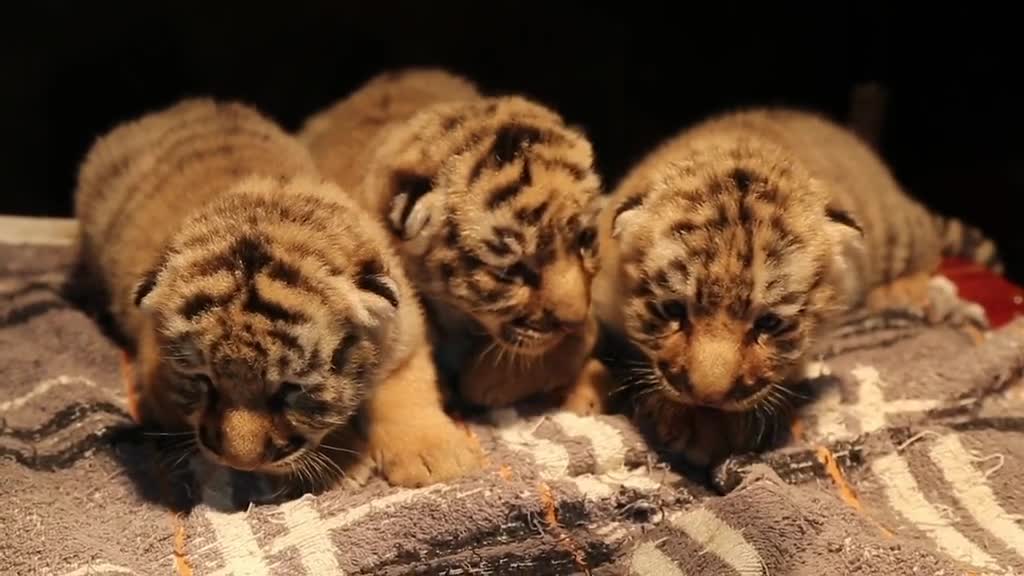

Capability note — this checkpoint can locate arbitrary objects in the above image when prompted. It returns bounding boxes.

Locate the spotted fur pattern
[302,69,606,411]
[593,107,990,465]
[76,99,481,487]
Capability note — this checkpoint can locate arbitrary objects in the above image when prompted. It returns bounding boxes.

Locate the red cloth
[938,258,1024,328]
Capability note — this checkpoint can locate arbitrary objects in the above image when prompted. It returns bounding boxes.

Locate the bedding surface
[1,226,1022,575]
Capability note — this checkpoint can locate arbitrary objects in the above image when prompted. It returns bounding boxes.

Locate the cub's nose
[201,409,276,471]
[687,336,741,406]
[539,259,589,326]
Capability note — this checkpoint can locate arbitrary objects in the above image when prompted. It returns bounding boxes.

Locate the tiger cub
[75,98,481,489]
[593,107,1001,466]
[300,69,607,414]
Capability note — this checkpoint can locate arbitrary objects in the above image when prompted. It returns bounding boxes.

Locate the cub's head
[607,145,862,411]
[134,177,403,475]
[373,97,603,355]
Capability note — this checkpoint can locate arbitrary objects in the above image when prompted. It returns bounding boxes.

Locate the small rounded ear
[825,205,864,237]
[824,204,865,271]
[387,171,439,241]
[132,251,171,308]
[824,205,864,248]
[353,259,400,326]
[132,267,162,308]
[611,193,646,240]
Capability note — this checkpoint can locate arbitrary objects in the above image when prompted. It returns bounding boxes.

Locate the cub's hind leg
[866,273,987,328]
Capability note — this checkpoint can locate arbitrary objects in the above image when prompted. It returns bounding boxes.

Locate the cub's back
[300,69,480,192]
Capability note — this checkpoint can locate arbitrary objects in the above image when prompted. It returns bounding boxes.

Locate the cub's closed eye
[495,262,539,287]
[269,382,303,411]
[652,299,688,323]
[753,313,786,336]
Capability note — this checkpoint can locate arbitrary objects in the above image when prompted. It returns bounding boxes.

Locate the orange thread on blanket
[120,350,141,423]
[538,481,590,575]
[172,513,193,576]
[498,464,513,481]
[141,404,194,576]
[816,446,895,538]
[817,446,864,511]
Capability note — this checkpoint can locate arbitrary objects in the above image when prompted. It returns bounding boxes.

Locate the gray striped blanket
[1,225,1022,575]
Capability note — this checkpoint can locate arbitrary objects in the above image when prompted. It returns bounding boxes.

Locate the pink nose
[687,336,741,405]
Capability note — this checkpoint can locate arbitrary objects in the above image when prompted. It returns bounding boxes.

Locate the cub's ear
[824,204,864,247]
[611,193,645,240]
[387,171,440,241]
[808,174,863,258]
[825,205,864,237]
[132,269,160,308]
[823,203,865,271]
[352,259,400,327]
[132,255,169,308]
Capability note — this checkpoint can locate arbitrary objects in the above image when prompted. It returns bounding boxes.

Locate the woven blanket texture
[2,240,1023,575]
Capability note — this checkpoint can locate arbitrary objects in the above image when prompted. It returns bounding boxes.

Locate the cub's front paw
[334,453,374,490]
[370,418,484,488]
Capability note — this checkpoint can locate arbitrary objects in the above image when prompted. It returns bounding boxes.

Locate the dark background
[4,4,1019,280]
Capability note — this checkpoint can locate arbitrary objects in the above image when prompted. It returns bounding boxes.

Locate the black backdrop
[5,4,1019,280]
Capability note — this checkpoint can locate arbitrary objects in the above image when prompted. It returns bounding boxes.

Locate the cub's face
[388,119,604,356]
[608,162,862,411]
[431,193,601,356]
[135,231,400,475]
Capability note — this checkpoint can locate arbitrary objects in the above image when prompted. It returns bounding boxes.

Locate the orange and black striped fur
[593,108,1002,466]
[75,99,482,489]
[301,69,607,414]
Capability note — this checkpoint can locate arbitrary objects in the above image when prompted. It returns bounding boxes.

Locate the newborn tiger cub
[593,108,1000,466]
[75,98,481,489]
[301,69,606,414]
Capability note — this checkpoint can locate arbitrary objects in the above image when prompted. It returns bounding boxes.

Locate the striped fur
[75,99,481,487]
[933,214,1004,272]
[593,108,996,465]
[302,69,606,411]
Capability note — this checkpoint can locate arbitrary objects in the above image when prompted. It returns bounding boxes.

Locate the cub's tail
[847,82,1006,275]
[933,214,1005,274]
